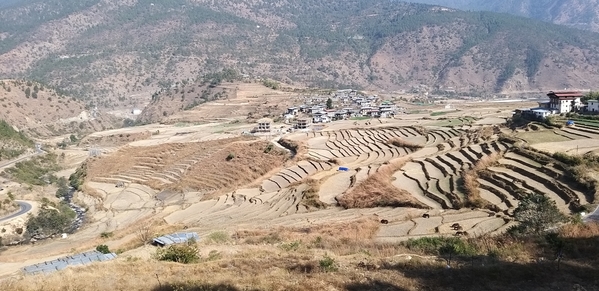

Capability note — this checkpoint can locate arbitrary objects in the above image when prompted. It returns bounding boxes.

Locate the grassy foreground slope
[1,220,598,291]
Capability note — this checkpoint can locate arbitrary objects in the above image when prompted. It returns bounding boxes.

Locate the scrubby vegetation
[2,153,60,185]
[25,200,76,238]
[155,242,200,264]
[386,137,424,150]
[0,119,33,160]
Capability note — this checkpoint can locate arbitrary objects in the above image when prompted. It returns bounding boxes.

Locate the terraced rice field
[83,125,596,245]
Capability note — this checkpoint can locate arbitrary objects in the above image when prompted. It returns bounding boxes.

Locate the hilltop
[1,0,599,101]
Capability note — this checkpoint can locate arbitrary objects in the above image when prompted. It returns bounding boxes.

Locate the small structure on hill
[256,118,272,132]
[22,251,117,275]
[152,232,200,247]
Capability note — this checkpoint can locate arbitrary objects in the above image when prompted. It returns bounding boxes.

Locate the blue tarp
[566,120,575,126]
[338,167,349,171]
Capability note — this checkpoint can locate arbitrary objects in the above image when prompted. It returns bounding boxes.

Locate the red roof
[547,91,583,98]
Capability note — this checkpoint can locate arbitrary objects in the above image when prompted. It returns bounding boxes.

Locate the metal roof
[22,251,117,275]
[152,232,200,246]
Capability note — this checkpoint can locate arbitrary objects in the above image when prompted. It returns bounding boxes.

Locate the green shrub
[319,254,338,272]
[552,152,583,166]
[280,241,301,251]
[226,153,235,161]
[155,243,200,264]
[403,237,477,256]
[96,244,111,254]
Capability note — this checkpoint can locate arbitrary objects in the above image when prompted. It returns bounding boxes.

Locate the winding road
[0,201,32,223]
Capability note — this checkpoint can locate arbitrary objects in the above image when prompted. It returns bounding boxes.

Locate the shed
[152,232,200,247]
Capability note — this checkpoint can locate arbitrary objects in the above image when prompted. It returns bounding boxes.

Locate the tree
[510,192,566,236]
[26,203,76,237]
[582,91,599,102]
[24,87,31,98]
[326,98,333,109]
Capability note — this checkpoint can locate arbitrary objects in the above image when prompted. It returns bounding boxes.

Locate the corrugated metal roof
[152,232,200,246]
[22,251,117,275]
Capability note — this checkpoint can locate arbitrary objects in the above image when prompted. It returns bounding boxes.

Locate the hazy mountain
[1,0,599,103]
[409,0,599,32]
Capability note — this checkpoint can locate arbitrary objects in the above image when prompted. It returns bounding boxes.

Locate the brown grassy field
[85,137,289,198]
[2,222,598,291]
[338,159,429,209]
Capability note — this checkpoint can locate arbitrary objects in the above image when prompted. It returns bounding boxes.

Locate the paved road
[0,201,32,223]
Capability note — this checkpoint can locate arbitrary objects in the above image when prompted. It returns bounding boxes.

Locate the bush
[155,243,200,264]
[96,244,111,254]
[319,254,338,272]
[226,153,235,161]
[509,192,567,236]
[552,152,583,166]
[403,237,477,256]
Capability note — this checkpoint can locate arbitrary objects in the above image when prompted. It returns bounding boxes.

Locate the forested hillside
[410,0,599,32]
[1,0,599,101]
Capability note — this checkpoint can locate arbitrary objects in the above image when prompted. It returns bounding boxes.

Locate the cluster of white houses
[284,90,403,126]
[516,91,597,119]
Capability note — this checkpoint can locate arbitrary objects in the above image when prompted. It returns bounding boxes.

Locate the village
[253,89,598,134]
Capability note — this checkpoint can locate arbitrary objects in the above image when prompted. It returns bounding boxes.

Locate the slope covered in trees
[410,0,599,32]
[1,0,599,99]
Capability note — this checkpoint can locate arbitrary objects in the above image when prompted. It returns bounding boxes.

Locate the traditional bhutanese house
[546,91,583,113]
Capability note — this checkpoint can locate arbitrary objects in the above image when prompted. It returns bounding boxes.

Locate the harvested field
[86,137,290,197]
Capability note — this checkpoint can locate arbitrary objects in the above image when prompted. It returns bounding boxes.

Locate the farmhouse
[516,91,584,119]
[587,100,599,112]
[542,91,583,113]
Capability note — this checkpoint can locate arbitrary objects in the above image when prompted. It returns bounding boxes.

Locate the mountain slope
[410,0,599,32]
[0,80,121,137]
[1,0,599,99]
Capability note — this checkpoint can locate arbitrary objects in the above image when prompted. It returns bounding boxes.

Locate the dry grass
[79,131,152,147]
[277,138,307,161]
[386,137,424,150]
[338,159,429,209]
[462,152,501,208]
[299,179,327,209]
[2,223,599,291]
[85,137,289,200]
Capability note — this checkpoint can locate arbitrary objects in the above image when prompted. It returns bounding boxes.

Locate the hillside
[0,80,122,137]
[410,0,599,32]
[0,119,33,161]
[1,1,599,101]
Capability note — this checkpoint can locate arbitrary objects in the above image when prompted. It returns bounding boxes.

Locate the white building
[587,100,599,113]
